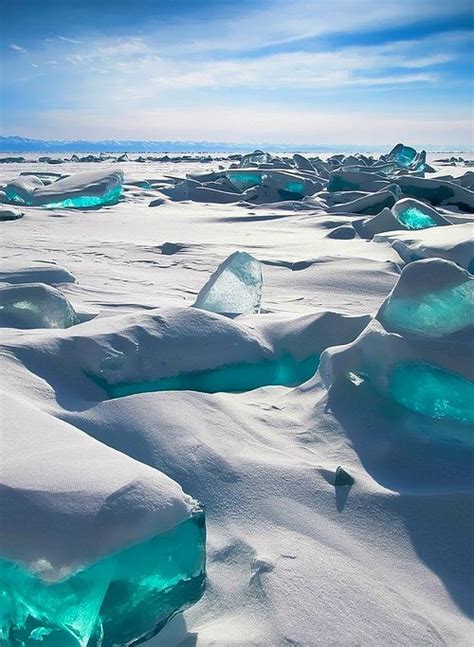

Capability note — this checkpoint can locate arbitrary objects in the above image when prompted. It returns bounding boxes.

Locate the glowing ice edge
[96,353,320,398]
[5,185,122,209]
[0,510,206,647]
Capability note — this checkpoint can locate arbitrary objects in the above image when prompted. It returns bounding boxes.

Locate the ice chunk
[239,150,270,167]
[387,143,417,168]
[0,207,24,221]
[395,176,474,211]
[193,251,263,315]
[3,171,123,209]
[378,259,474,338]
[0,511,205,647]
[0,396,206,645]
[0,283,78,328]
[389,362,474,424]
[391,198,448,230]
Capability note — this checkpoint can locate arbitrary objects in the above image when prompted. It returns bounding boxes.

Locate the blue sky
[2,0,473,145]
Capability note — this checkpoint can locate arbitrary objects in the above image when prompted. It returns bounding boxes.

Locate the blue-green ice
[395,206,437,230]
[0,511,206,647]
[381,280,474,337]
[389,362,474,424]
[100,353,320,398]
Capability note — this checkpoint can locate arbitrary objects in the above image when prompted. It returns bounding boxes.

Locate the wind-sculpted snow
[375,223,474,271]
[3,170,123,208]
[0,395,205,646]
[193,251,263,315]
[0,283,78,328]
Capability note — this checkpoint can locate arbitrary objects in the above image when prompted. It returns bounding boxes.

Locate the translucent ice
[100,353,320,397]
[395,206,436,229]
[193,251,263,315]
[4,171,123,209]
[391,198,449,230]
[381,281,474,338]
[378,259,474,338]
[0,283,78,329]
[388,143,417,167]
[0,510,206,647]
[389,362,474,424]
[225,171,263,192]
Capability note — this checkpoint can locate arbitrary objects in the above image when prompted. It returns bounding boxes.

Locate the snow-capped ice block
[327,170,389,193]
[320,320,474,429]
[388,361,474,424]
[378,259,474,338]
[328,189,396,215]
[4,171,123,208]
[395,176,474,211]
[0,283,78,328]
[391,198,448,230]
[0,396,206,646]
[193,251,263,315]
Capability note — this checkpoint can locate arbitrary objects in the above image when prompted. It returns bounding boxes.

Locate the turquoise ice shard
[0,512,206,647]
[378,259,474,338]
[387,143,417,167]
[193,251,263,315]
[0,396,206,646]
[0,283,78,328]
[389,362,474,424]
[387,143,426,171]
[3,171,123,209]
[391,198,448,230]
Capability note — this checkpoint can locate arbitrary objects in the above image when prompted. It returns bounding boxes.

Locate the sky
[1,0,473,146]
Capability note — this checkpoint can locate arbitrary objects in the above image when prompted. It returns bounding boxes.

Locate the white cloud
[10,43,28,54]
[55,35,80,44]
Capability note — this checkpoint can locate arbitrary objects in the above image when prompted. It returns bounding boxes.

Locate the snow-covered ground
[0,151,473,646]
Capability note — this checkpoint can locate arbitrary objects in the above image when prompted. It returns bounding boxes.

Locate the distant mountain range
[0,135,469,154]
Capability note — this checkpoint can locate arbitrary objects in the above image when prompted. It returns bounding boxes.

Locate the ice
[99,353,320,397]
[387,143,426,171]
[193,251,263,315]
[0,283,78,328]
[391,198,446,230]
[3,171,123,209]
[0,511,205,647]
[378,259,474,338]
[0,395,205,645]
[225,171,263,191]
[387,143,417,168]
[389,362,474,424]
